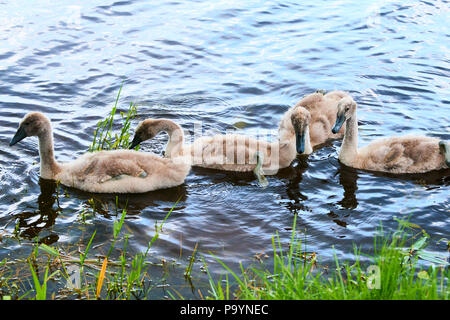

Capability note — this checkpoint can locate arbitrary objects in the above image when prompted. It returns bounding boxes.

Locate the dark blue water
[0,0,449,299]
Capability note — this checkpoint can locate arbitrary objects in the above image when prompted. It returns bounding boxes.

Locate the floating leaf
[417,270,430,280]
[233,121,247,129]
[39,244,59,257]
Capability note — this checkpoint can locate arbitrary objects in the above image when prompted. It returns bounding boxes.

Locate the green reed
[89,84,138,152]
[185,242,199,279]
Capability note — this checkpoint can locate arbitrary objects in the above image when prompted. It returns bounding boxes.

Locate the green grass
[89,84,138,152]
[2,199,448,300]
[205,216,449,300]
[0,199,179,300]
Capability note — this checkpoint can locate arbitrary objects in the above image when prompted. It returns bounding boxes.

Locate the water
[0,0,449,298]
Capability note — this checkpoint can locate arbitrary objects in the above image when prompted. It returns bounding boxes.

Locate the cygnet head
[129,119,161,149]
[290,106,311,154]
[332,96,357,134]
[439,141,450,167]
[10,112,51,146]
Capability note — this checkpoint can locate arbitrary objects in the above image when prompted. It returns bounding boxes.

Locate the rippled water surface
[0,0,449,298]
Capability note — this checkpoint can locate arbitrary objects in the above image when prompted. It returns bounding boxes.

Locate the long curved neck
[38,126,61,179]
[156,120,185,158]
[277,107,312,154]
[339,112,359,166]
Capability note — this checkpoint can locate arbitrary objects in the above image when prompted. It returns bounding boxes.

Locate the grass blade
[96,257,108,299]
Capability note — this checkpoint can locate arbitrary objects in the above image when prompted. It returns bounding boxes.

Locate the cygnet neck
[157,120,185,158]
[339,111,359,166]
[37,125,62,179]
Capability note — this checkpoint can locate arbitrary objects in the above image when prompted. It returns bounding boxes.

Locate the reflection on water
[278,157,310,214]
[67,184,189,218]
[0,0,449,298]
[337,165,359,210]
[14,179,61,243]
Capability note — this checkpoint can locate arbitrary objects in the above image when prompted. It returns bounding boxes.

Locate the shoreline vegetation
[1,206,448,300]
[1,89,448,300]
[205,215,449,300]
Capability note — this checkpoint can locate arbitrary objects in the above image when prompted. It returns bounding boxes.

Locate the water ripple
[0,0,448,298]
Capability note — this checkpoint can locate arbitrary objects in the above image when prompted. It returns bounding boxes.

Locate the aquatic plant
[89,84,138,152]
[205,217,449,300]
[0,199,178,300]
